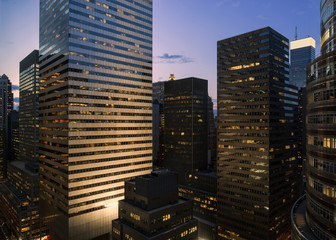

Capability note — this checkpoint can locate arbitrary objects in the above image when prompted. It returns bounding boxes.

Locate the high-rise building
[290,37,316,88]
[20,50,40,165]
[0,50,44,239]
[39,1,152,239]
[217,27,299,240]
[0,74,13,181]
[152,81,166,167]
[289,38,315,191]
[163,77,208,183]
[112,170,198,240]
[208,96,217,168]
[291,0,336,239]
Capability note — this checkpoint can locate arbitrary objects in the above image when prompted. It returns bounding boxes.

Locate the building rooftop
[290,37,316,50]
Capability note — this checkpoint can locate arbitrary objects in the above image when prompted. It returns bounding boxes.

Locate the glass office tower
[291,0,336,239]
[289,38,315,193]
[39,0,152,239]
[290,37,316,88]
[217,27,299,240]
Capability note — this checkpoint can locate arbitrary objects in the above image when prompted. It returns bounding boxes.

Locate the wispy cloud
[156,53,194,64]
[12,85,19,91]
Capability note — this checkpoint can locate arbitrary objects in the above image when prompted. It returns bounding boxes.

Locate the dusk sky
[0,0,320,108]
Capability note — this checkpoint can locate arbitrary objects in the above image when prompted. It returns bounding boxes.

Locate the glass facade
[292,1,336,239]
[19,50,40,165]
[39,0,152,239]
[290,38,316,88]
[217,27,299,240]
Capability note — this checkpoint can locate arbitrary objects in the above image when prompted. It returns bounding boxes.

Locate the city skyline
[0,0,320,108]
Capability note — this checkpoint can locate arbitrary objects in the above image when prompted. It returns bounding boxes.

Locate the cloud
[156,53,194,64]
[14,97,19,103]
[12,85,19,90]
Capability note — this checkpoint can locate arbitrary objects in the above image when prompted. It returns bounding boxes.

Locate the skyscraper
[289,38,315,193]
[0,74,13,181]
[20,50,40,166]
[39,0,152,239]
[290,37,316,88]
[0,50,42,239]
[217,27,299,240]
[152,80,166,167]
[291,0,336,239]
[163,77,208,183]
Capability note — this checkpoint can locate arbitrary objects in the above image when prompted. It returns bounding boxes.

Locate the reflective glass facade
[291,1,336,239]
[217,27,299,240]
[39,0,152,239]
[290,38,315,88]
[19,50,40,164]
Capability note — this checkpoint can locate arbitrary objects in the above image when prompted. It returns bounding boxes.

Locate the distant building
[0,74,13,181]
[291,0,336,239]
[217,27,299,239]
[8,109,19,161]
[208,97,217,168]
[112,170,198,240]
[153,81,166,167]
[290,37,316,88]
[290,38,315,190]
[163,77,208,184]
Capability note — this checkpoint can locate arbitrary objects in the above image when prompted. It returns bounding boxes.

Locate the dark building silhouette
[153,81,166,167]
[217,27,299,240]
[163,77,208,183]
[112,170,198,240]
[291,0,336,239]
[208,96,217,168]
[0,74,13,181]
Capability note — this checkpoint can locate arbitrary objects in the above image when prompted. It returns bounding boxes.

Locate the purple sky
[0,0,320,108]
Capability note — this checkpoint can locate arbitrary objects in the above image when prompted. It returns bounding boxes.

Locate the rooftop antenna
[295,26,298,40]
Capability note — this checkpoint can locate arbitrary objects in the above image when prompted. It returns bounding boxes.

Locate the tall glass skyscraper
[217,27,299,240]
[0,50,42,239]
[291,0,336,239]
[39,0,152,239]
[290,37,316,88]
